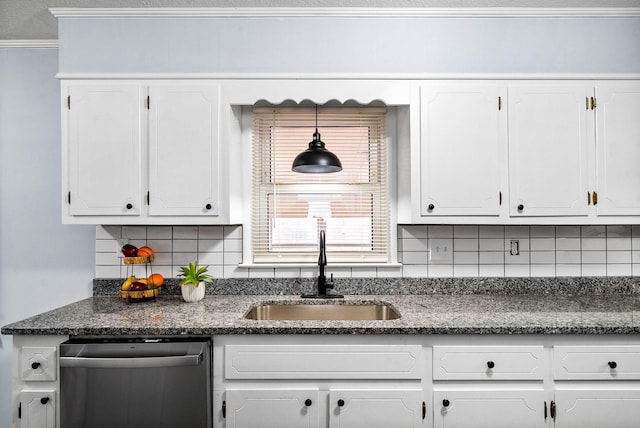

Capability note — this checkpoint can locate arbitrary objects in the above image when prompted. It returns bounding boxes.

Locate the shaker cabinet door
[66,84,143,216]
[148,84,220,216]
[329,389,423,428]
[554,389,640,428]
[507,85,591,217]
[420,85,504,216]
[595,83,640,216]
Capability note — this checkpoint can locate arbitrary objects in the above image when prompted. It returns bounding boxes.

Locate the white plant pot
[181,282,206,302]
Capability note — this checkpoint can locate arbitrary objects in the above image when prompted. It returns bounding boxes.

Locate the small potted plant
[178,262,213,302]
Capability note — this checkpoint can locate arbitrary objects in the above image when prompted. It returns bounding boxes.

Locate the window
[252,106,388,264]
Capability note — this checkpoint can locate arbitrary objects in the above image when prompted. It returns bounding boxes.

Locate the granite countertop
[2,290,640,336]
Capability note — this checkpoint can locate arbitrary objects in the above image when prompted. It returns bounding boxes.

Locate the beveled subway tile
[582,225,606,238]
[581,264,606,276]
[428,264,454,278]
[581,237,606,251]
[582,251,606,264]
[556,238,580,251]
[479,251,504,264]
[454,238,478,251]
[504,264,529,277]
[453,265,479,277]
[453,251,479,265]
[453,225,478,238]
[479,238,504,251]
[198,226,224,240]
[402,237,428,252]
[556,264,581,276]
[606,264,632,276]
[147,226,172,239]
[403,264,428,278]
[530,238,554,251]
[479,225,504,238]
[556,250,580,264]
[122,226,146,239]
[607,237,631,251]
[428,225,453,238]
[505,225,530,238]
[402,251,429,265]
[530,251,555,264]
[606,251,631,264]
[530,225,555,238]
[400,225,428,239]
[479,265,504,277]
[606,225,631,238]
[173,226,198,239]
[556,225,580,238]
[530,264,555,277]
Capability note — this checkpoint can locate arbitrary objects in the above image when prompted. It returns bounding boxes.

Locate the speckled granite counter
[3,291,639,336]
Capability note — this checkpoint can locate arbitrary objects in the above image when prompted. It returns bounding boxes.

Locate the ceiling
[2,0,640,40]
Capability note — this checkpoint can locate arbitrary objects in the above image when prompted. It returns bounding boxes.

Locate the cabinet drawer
[554,345,640,380]
[225,344,423,379]
[433,346,544,380]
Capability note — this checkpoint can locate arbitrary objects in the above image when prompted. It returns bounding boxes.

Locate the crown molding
[49,7,640,18]
[0,40,58,49]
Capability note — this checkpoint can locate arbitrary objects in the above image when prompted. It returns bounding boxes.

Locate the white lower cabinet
[225,389,319,428]
[18,391,56,428]
[329,389,423,428]
[433,389,547,428]
[553,389,640,428]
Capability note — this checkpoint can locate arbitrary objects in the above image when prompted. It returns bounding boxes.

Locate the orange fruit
[137,246,154,257]
[147,273,164,287]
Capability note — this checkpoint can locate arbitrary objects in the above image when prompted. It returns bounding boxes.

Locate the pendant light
[291,104,342,173]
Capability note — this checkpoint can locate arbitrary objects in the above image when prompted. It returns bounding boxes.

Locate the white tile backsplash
[96,224,640,279]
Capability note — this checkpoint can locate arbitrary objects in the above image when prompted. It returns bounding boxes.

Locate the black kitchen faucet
[302,230,343,299]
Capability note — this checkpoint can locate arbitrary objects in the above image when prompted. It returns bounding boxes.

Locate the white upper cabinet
[148,84,220,217]
[420,85,505,216]
[507,85,592,217]
[66,83,143,216]
[594,83,640,216]
[62,81,233,224]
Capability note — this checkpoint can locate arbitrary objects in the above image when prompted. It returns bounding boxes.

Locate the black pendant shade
[292,105,342,173]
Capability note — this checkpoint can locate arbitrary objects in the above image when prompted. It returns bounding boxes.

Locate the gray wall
[0,47,95,428]
[58,15,640,74]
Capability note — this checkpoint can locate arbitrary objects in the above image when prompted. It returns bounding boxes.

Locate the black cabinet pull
[428,203,435,211]
[517,204,524,211]
[40,397,49,405]
[608,361,617,369]
[442,399,450,407]
[205,203,212,210]
[126,203,133,210]
[337,399,345,407]
[422,401,426,419]
[304,399,312,407]
[487,361,495,369]
[31,362,41,369]
[550,401,556,420]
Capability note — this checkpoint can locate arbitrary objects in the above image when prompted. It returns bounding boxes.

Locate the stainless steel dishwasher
[60,337,212,428]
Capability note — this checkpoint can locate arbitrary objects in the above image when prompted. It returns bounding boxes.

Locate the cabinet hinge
[591,96,597,110]
[550,401,556,421]
[422,401,426,419]
[592,191,598,205]
[68,191,71,204]
[146,95,150,109]
[222,400,226,418]
[18,402,21,419]
[498,96,502,111]
[67,95,71,110]
[544,401,547,420]
[586,97,589,110]
[588,191,591,205]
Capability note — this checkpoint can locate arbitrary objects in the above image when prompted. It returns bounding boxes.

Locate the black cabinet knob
[205,203,212,210]
[40,397,49,405]
[337,399,345,407]
[442,399,450,407]
[304,399,312,407]
[428,204,435,211]
[608,361,617,369]
[487,361,495,369]
[126,203,133,210]
[31,362,41,369]
[517,204,524,211]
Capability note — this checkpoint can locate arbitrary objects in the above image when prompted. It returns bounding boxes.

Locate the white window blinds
[252,106,389,264]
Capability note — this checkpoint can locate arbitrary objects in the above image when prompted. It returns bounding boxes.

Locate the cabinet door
[508,85,591,217]
[19,390,55,428]
[595,84,640,216]
[329,389,423,428]
[420,85,504,216]
[554,389,640,428]
[148,84,220,216]
[433,390,547,428]
[67,84,143,215]
[225,389,319,428]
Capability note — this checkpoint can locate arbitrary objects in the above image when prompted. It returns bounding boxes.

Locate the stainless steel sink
[245,303,401,321]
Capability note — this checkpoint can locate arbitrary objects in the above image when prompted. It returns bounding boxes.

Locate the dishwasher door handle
[60,350,203,369]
